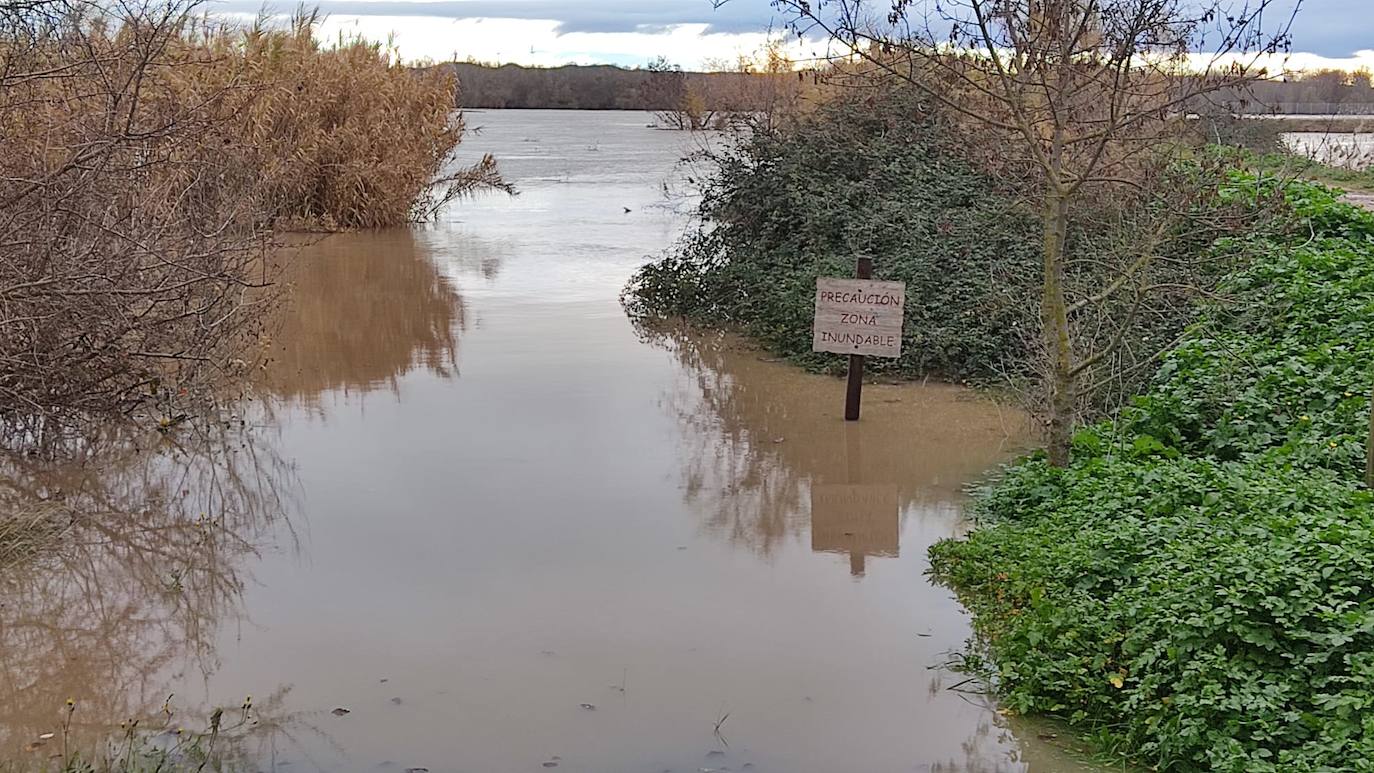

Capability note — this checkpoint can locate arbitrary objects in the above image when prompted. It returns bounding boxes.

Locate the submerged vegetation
[625,86,1042,382]
[632,86,1374,763]
[1,693,294,773]
[624,0,1374,765]
[4,0,1373,768]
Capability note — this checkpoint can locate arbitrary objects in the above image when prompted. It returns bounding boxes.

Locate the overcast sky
[209,0,1373,70]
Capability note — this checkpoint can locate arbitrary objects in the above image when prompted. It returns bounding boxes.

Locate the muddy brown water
[0,111,1106,772]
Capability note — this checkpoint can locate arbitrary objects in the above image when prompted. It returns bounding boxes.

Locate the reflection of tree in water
[264,230,464,401]
[413,226,512,282]
[0,422,299,757]
[638,322,1031,557]
[646,326,807,555]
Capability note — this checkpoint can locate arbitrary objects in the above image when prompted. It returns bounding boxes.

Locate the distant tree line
[430,60,800,118]
[435,60,1374,116]
[1216,68,1374,114]
[434,62,657,110]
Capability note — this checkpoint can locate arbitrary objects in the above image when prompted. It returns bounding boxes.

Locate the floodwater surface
[1,111,1101,772]
[1284,130,1374,169]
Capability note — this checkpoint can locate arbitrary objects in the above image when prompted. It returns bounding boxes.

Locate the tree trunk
[1366,380,1374,489]
[1042,190,1075,467]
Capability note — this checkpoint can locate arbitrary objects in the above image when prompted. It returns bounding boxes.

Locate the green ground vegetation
[621,64,1374,771]
[623,78,1374,769]
[930,179,1374,771]
[1245,150,1374,195]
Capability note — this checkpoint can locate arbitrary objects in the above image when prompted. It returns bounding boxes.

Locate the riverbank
[1250,145,1374,194]
[619,89,1374,765]
[930,178,1374,770]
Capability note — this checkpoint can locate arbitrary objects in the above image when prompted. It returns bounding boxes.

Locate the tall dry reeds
[234,11,509,228]
[0,1,499,433]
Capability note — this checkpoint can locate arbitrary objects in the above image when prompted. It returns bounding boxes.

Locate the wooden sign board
[811,277,906,358]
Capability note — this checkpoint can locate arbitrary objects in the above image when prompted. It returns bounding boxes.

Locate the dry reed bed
[0,0,500,436]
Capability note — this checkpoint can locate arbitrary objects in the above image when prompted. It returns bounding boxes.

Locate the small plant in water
[9,695,264,773]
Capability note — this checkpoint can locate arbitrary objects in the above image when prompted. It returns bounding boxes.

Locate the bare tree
[642,52,807,131]
[641,56,697,129]
[724,0,1292,464]
[703,38,810,132]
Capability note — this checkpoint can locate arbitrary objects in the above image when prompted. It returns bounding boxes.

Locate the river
[1284,131,1374,169]
[0,110,1101,772]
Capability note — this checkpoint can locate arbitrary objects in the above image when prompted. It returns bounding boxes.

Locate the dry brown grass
[233,11,509,229]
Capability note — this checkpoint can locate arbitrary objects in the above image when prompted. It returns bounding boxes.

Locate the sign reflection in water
[811,483,900,577]
[648,323,1029,564]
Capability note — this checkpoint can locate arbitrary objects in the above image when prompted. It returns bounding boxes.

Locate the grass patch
[1245,151,1374,195]
[0,699,260,773]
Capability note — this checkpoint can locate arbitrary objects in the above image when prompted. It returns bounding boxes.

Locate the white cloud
[1186,50,1374,78]
[219,11,815,69]
[1275,50,1374,75]
[216,6,1369,74]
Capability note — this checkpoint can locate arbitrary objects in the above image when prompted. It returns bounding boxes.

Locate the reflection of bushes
[264,231,463,400]
[641,322,1028,555]
[0,422,295,757]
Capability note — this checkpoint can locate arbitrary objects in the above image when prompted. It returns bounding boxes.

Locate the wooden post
[844,256,873,421]
[845,423,864,575]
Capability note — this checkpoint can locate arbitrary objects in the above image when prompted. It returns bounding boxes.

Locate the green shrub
[931,178,1374,771]
[625,90,1260,410]
[624,87,1043,382]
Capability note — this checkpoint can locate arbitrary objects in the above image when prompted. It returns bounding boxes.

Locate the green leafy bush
[624,87,1043,381]
[625,89,1259,410]
[931,178,1374,771]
